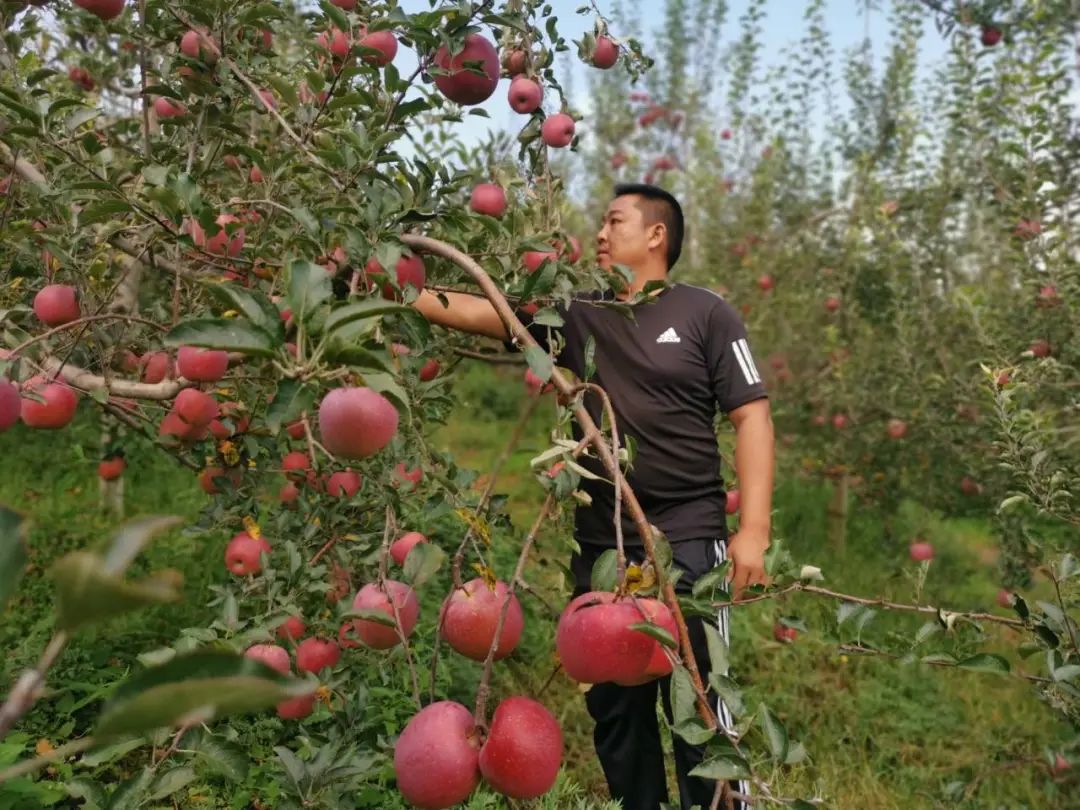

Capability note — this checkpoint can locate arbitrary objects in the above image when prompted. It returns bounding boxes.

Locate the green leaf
[95,651,309,739]
[0,506,27,613]
[148,766,197,801]
[183,730,249,782]
[1053,664,1080,683]
[102,516,182,576]
[692,561,732,598]
[324,299,417,335]
[629,622,677,648]
[689,756,751,781]
[51,552,181,632]
[758,704,789,762]
[956,653,1010,675]
[165,319,276,357]
[670,665,697,726]
[321,343,393,372]
[287,260,333,326]
[708,673,746,718]
[672,719,716,746]
[403,542,445,589]
[204,283,285,341]
[523,345,553,382]
[265,380,316,434]
[703,622,730,676]
[590,549,618,591]
[78,199,132,226]
[344,608,396,627]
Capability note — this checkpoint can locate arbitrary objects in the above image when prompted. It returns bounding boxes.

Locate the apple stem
[473,491,556,728]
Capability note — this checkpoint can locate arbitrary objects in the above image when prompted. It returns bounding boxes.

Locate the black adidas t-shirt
[507,282,768,547]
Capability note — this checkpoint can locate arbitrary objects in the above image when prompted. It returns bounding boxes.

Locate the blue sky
[394,0,952,148]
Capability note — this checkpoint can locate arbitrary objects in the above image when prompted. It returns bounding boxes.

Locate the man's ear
[647,222,667,253]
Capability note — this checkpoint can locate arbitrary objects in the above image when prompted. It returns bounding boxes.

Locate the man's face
[596,195,658,272]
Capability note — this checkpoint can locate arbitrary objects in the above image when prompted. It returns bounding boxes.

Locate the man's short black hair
[613,183,685,269]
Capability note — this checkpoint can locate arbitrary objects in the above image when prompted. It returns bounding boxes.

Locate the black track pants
[570,539,750,810]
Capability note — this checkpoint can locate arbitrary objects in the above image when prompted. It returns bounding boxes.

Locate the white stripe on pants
[714,539,751,808]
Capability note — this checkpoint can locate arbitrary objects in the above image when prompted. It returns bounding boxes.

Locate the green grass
[0,364,1075,809]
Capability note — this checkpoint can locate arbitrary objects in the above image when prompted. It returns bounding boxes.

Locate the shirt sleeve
[706,299,768,413]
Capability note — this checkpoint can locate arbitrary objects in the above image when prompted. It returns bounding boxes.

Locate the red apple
[439,578,524,662]
[909,540,934,562]
[244,643,290,674]
[277,615,306,641]
[555,592,654,684]
[173,388,218,426]
[541,113,575,148]
[159,411,209,444]
[176,346,228,382]
[394,702,480,809]
[523,249,557,273]
[721,128,732,140]
[433,34,500,105]
[1029,338,1051,358]
[772,622,798,643]
[725,489,740,515]
[824,296,841,312]
[358,28,398,66]
[295,637,341,674]
[351,580,419,649]
[617,598,678,684]
[831,413,848,430]
[393,462,423,491]
[757,273,774,292]
[276,692,316,720]
[886,418,908,439]
[980,25,1002,47]
[470,183,507,218]
[0,380,20,432]
[73,0,125,21]
[33,285,80,326]
[224,531,270,575]
[1036,285,1060,307]
[419,358,440,382]
[20,379,78,429]
[960,475,982,496]
[507,76,542,113]
[281,451,312,483]
[199,465,241,495]
[591,36,619,69]
[502,49,528,76]
[153,97,187,118]
[329,0,356,8]
[141,351,172,384]
[318,387,399,459]
[286,419,306,440]
[390,532,428,566]
[995,589,1014,609]
[97,456,125,481]
[68,66,94,91]
[479,696,562,799]
[279,482,299,505]
[325,469,362,498]
[363,253,427,298]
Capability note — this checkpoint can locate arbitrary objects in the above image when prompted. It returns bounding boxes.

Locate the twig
[8,314,165,356]
[0,632,69,740]
[453,347,526,365]
[39,356,191,401]
[377,507,421,708]
[474,492,556,728]
[0,736,96,783]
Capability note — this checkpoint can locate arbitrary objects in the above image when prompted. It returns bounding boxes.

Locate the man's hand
[725,525,770,600]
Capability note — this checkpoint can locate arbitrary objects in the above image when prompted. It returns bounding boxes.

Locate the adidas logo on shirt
[656,327,681,343]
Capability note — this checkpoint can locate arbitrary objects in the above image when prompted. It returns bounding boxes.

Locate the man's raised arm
[412,290,510,342]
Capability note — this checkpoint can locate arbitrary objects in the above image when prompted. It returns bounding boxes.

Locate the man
[413,183,774,810]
